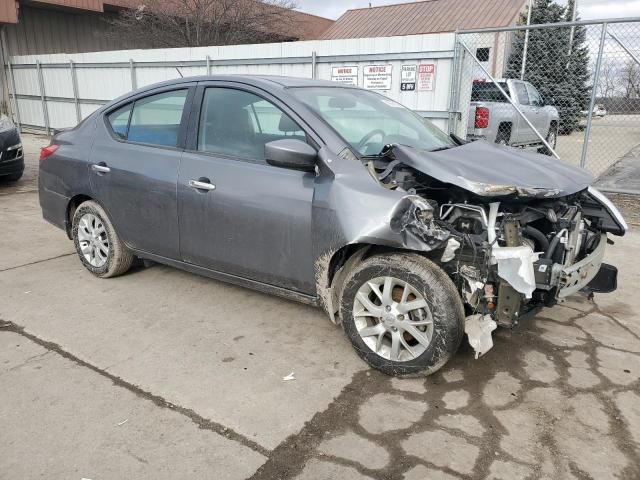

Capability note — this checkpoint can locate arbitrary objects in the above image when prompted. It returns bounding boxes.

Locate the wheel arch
[496,122,512,143]
[65,193,94,239]
[320,242,443,324]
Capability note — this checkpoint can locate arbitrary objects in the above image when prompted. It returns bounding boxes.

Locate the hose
[522,226,550,252]
[544,228,568,260]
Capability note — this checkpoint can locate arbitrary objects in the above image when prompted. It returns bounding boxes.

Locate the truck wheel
[339,252,465,377]
[539,123,558,156]
[72,200,134,278]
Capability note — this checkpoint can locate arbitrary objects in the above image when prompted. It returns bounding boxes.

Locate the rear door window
[107,104,132,140]
[107,90,188,147]
[513,82,530,105]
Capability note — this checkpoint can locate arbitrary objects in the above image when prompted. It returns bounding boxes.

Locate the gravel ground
[608,194,640,227]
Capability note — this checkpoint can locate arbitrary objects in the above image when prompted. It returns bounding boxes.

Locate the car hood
[389,141,593,198]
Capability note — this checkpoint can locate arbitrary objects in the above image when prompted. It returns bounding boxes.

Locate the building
[321,0,528,77]
[0,1,334,57]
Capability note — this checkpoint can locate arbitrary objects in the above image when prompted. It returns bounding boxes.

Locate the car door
[510,80,537,144]
[525,82,549,136]
[90,85,195,259]
[178,83,316,294]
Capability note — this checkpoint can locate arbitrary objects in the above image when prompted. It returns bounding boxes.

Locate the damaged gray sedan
[38,76,627,376]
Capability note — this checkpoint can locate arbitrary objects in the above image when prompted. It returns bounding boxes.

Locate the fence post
[580,22,607,169]
[69,60,82,124]
[520,0,533,80]
[311,51,317,79]
[206,55,211,75]
[36,60,50,136]
[6,60,20,133]
[129,59,137,90]
[448,34,462,135]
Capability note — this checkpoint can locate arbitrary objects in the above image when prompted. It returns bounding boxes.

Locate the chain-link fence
[450,18,640,193]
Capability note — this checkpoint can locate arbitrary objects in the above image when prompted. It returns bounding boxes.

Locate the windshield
[290,87,455,155]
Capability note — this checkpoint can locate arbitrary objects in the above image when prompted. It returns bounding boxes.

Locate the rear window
[471,82,509,102]
[106,89,188,147]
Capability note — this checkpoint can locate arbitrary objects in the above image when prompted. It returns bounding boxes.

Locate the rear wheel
[339,253,465,376]
[72,200,134,278]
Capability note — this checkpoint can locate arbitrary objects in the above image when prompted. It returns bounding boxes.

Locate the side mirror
[265,139,316,172]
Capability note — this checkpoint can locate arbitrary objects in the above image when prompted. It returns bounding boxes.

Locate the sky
[296,0,640,21]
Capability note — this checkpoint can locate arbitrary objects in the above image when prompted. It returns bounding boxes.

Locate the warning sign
[363,64,393,90]
[418,64,436,91]
[331,66,358,86]
[400,64,417,91]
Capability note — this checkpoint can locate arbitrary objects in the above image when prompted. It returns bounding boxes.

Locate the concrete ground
[1,134,639,479]
[556,114,640,178]
[595,144,640,194]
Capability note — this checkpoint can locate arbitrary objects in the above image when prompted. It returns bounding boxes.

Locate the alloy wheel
[77,213,109,267]
[353,276,434,362]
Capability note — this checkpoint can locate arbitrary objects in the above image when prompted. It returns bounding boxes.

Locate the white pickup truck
[467,79,560,154]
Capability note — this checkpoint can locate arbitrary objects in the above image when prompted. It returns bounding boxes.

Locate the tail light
[39,145,59,164]
[474,107,489,129]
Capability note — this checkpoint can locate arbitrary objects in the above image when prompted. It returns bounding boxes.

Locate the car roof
[131,74,343,95]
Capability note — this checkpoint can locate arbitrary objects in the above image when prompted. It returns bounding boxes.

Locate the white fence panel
[8,33,456,133]
[41,67,74,98]
[75,68,132,101]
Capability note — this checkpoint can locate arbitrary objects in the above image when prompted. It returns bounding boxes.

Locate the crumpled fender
[311,150,451,321]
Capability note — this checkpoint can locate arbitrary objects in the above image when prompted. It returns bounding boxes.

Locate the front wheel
[339,253,465,377]
[72,200,134,278]
[539,124,558,156]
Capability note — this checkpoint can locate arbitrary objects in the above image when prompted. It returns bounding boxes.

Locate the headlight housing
[588,187,628,234]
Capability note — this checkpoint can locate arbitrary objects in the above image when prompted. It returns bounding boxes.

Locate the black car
[0,116,24,182]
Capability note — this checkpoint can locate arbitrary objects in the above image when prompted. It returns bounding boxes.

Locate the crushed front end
[366,143,627,358]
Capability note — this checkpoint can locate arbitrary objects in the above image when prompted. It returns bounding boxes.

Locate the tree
[598,59,620,99]
[505,0,590,133]
[620,60,640,99]
[107,0,299,49]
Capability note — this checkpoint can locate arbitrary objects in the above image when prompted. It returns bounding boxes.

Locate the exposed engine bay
[365,142,627,357]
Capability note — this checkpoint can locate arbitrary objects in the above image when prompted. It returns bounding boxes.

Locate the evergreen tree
[505,0,590,133]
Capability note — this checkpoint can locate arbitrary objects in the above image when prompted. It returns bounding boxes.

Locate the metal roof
[320,0,527,39]
[0,1,334,40]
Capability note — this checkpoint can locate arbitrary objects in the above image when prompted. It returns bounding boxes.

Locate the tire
[72,200,134,278]
[539,123,558,156]
[339,252,465,377]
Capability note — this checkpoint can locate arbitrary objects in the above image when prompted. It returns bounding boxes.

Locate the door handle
[91,163,110,174]
[189,179,216,192]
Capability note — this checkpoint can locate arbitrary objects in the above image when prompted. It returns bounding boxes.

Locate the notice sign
[363,64,393,90]
[400,64,417,91]
[331,66,358,86]
[418,64,436,91]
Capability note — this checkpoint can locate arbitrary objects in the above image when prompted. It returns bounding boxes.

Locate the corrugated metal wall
[3,5,126,57]
[7,32,459,133]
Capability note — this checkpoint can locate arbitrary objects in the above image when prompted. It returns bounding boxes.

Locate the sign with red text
[331,66,358,86]
[417,64,436,91]
[363,64,393,90]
